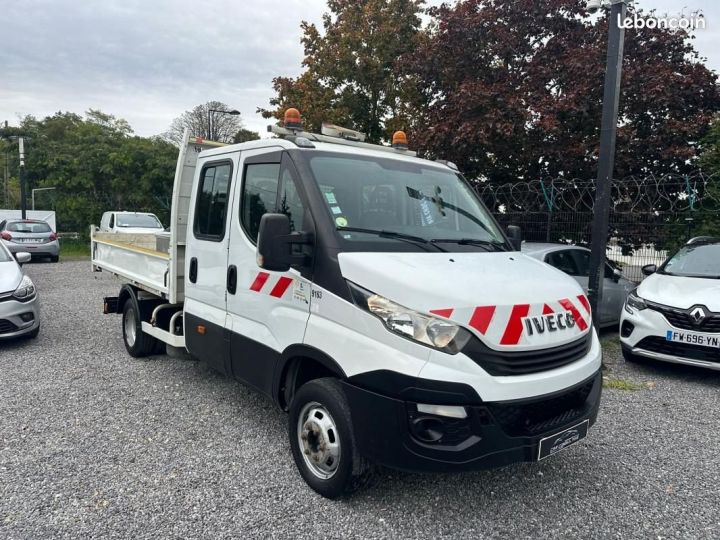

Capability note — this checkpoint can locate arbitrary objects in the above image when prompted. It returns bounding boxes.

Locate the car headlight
[625,290,646,313]
[348,282,471,354]
[13,275,36,302]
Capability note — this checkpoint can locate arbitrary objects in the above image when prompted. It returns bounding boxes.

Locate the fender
[273,344,347,408]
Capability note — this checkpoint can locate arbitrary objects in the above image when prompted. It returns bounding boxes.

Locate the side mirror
[256,213,311,272]
[16,252,31,265]
[507,225,522,251]
[641,264,657,276]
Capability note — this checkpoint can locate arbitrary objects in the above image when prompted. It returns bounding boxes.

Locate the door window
[194,162,232,240]
[546,250,580,276]
[241,164,281,242]
[278,168,306,233]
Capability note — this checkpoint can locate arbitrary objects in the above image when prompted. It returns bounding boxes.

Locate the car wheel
[289,378,374,499]
[122,300,157,357]
[50,255,59,263]
[622,348,642,363]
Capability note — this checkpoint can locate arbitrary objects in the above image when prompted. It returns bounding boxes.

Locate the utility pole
[587,0,628,326]
[18,137,27,219]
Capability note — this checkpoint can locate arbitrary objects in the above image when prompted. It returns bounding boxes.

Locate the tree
[165,101,244,144]
[259,0,425,143]
[17,111,177,235]
[403,0,720,182]
[233,128,261,144]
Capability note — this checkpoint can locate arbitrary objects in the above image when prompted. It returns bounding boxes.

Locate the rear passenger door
[225,150,313,396]
[184,156,237,374]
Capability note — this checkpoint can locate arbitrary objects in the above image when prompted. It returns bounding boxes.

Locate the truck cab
[94,113,602,498]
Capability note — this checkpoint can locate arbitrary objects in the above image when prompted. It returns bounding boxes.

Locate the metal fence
[477,172,720,283]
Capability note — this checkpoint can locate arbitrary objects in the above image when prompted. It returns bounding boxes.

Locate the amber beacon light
[392,130,408,150]
[284,108,303,130]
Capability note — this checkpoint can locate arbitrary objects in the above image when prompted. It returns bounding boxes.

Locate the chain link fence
[477,172,720,282]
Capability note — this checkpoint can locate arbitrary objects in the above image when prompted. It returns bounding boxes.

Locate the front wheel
[289,378,374,499]
[122,300,157,357]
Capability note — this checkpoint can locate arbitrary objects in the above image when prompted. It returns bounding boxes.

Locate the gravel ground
[1,260,719,539]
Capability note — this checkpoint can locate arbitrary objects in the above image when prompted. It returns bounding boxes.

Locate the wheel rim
[297,401,341,480]
[124,307,137,347]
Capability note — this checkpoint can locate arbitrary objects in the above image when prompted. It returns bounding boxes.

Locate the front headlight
[348,282,471,353]
[625,290,646,313]
[13,275,36,302]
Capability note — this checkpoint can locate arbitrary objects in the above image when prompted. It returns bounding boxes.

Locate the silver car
[522,243,635,328]
[0,219,60,262]
[0,243,40,339]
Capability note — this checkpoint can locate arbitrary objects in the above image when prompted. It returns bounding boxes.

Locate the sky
[1,0,718,139]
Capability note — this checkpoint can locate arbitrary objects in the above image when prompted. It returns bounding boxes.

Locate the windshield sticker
[419,198,435,226]
[335,216,348,227]
[324,192,338,204]
[331,206,342,215]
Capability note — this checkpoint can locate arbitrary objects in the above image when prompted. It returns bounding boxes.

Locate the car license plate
[666,330,720,348]
[18,238,43,243]
[537,420,589,461]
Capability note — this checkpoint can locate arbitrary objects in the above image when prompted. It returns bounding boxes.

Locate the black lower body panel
[341,369,602,472]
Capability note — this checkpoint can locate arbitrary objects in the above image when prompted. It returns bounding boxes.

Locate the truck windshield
[305,153,506,250]
[116,214,162,229]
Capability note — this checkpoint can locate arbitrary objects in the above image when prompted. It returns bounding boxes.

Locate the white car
[0,243,40,339]
[620,237,720,370]
[99,211,164,234]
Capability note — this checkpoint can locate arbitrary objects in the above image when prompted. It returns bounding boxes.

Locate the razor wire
[475,171,720,214]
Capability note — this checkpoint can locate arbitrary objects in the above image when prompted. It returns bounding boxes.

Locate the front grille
[0,319,19,334]
[648,303,720,333]
[636,336,720,363]
[462,333,592,376]
[486,376,597,436]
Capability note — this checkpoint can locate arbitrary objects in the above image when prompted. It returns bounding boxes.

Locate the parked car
[522,243,635,328]
[0,242,39,339]
[0,219,59,262]
[99,211,164,234]
[620,236,720,370]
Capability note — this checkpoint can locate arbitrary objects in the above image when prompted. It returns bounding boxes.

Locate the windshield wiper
[337,227,447,252]
[429,238,506,252]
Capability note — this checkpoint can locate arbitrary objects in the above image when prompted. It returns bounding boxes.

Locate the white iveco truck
[92,110,602,498]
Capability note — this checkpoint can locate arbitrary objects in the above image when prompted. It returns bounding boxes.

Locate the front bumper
[620,306,720,370]
[0,294,40,339]
[5,240,59,257]
[342,369,602,472]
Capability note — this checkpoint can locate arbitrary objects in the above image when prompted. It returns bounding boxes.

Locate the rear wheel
[122,300,157,357]
[289,378,374,499]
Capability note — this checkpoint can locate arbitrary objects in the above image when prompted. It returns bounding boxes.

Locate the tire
[622,347,642,363]
[289,378,375,499]
[122,300,157,358]
[50,255,59,263]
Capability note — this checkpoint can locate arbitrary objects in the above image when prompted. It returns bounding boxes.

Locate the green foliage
[16,111,177,236]
[233,128,261,144]
[260,0,425,143]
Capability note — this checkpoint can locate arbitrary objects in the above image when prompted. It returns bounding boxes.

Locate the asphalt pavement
[1,260,719,539]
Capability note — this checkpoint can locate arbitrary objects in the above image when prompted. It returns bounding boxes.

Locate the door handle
[227,265,237,294]
[189,257,198,283]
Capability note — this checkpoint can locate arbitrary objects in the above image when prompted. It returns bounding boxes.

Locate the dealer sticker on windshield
[666,330,720,348]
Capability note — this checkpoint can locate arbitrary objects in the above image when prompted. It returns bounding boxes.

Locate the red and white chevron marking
[431,295,591,346]
[249,272,293,298]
